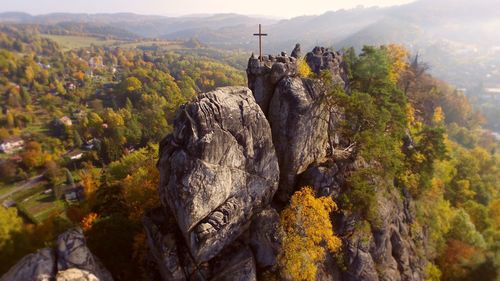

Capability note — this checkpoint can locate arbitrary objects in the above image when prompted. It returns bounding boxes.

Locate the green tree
[0,207,23,251]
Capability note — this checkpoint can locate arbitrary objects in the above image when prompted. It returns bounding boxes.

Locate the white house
[59,116,73,126]
[67,150,84,160]
[0,137,24,154]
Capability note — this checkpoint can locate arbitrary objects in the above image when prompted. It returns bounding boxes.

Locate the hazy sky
[1,0,415,18]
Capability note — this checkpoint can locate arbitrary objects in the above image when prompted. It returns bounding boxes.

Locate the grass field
[41,34,187,51]
[0,183,16,197]
[15,185,66,224]
[18,192,65,223]
[41,34,120,50]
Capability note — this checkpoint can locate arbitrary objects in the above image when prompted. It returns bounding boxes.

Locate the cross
[253,24,268,62]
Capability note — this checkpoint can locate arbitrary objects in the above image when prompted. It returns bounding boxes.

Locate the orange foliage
[438,239,482,281]
[81,212,99,232]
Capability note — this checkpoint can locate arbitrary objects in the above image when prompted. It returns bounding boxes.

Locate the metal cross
[253,24,268,62]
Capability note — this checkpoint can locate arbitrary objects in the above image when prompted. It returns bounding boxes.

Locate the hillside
[2,0,499,130]
[0,24,498,281]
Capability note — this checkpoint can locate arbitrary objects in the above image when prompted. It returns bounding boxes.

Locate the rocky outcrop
[142,207,257,281]
[305,46,349,89]
[290,43,302,59]
[246,46,426,281]
[246,53,297,114]
[146,45,427,281]
[157,86,279,263]
[269,76,342,201]
[249,208,281,268]
[1,228,113,281]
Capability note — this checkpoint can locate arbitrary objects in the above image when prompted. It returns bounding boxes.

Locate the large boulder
[0,228,113,281]
[0,248,55,281]
[158,86,279,263]
[247,53,297,114]
[305,46,348,90]
[143,208,258,281]
[249,207,281,268]
[268,76,341,201]
[56,228,113,281]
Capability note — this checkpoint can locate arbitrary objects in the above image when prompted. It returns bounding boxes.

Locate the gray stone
[268,76,340,201]
[158,86,279,263]
[249,208,280,268]
[247,53,297,114]
[0,248,55,281]
[209,246,256,281]
[56,228,113,281]
[291,43,302,59]
[0,228,113,281]
[56,269,99,281]
[142,209,188,281]
[298,164,340,197]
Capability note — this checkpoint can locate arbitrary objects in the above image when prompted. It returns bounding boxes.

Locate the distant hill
[1,0,499,91]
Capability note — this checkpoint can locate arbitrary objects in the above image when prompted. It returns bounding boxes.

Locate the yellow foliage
[385,44,409,84]
[297,58,312,78]
[278,187,342,281]
[121,156,160,221]
[406,103,416,127]
[81,212,99,232]
[424,262,442,281]
[78,167,100,197]
[432,106,445,124]
[489,199,500,231]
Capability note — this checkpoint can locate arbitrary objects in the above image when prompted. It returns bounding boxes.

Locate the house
[83,138,99,150]
[89,56,104,69]
[2,200,16,208]
[56,183,84,202]
[0,136,24,154]
[37,62,51,69]
[65,82,76,91]
[67,149,84,160]
[59,116,73,126]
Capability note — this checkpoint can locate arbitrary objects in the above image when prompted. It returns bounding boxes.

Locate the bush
[297,58,312,78]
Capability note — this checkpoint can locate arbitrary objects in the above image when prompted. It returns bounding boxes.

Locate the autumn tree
[21,141,43,169]
[384,44,409,84]
[0,207,23,250]
[278,187,342,281]
[297,58,312,78]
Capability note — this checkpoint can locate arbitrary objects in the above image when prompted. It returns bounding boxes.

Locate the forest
[0,24,498,281]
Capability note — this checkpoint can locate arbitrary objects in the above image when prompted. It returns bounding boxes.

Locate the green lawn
[40,34,120,50]
[41,34,186,51]
[0,183,16,197]
[17,188,66,224]
[116,40,185,50]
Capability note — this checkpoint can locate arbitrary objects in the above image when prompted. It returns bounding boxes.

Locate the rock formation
[1,228,113,281]
[146,45,428,281]
[157,86,279,263]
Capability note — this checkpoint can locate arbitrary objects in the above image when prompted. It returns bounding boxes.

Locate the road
[0,174,45,202]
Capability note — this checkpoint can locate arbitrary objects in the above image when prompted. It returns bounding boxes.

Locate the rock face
[269,76,341,201]
[246,53,297,114]
[157,86,279,263]
[305,46,349,89]
[146,45,427,281]
[142,207,258,281]
[1,228,113,281]
[290,43,302,59]
[249,208,281,268]
[245,46,426,281]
